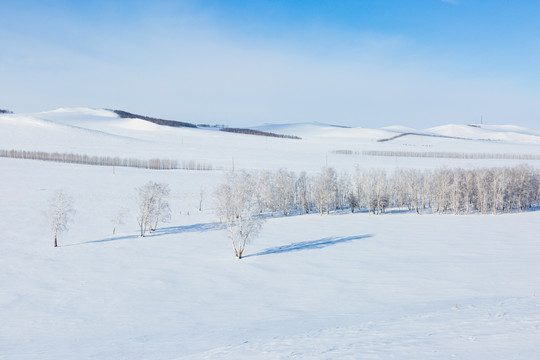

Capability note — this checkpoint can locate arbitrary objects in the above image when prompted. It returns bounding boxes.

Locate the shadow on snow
[146,222,223,237]
[67,221,223,246]
[244,234,373,258]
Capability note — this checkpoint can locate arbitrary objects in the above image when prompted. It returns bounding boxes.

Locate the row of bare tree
[226,165,540,217]
[332,149,540,161]
[212,164,540,259]
[48,181,173,247]
[0,149,213,170]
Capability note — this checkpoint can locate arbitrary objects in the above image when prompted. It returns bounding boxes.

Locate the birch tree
[313,167,337,215]
[47,190,75,247]
[215,171,265,259]
[256,170,277,215]
[274,169,296,215]
[372,169,389,214]
[296,171,312,214]
[136,181,171,237]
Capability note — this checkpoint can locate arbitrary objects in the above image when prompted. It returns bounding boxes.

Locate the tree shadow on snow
[67,221,223,246]
[244,234,373,258]
[145,222,223,237]
[63,234,140,247]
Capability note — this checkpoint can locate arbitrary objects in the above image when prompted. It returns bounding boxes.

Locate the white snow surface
[1,108,540,359]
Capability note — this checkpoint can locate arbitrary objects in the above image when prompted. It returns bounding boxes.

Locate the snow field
[2,108,540,359]
[1,156,540,359]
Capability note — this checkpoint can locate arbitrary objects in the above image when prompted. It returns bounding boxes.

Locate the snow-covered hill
[2,107,540,172]
[1,107,540,359]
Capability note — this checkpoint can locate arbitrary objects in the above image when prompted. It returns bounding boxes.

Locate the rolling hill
[1,107,540,359]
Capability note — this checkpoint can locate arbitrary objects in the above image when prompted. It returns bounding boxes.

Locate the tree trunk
[54,234,57,247]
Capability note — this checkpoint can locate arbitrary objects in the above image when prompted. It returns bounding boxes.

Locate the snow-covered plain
[1,108,540,359]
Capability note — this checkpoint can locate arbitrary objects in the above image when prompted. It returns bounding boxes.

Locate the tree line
[220,127,302,140]
[47,164,540,256]
[333,149,540,161]
[222,164,540,217]
[112,110,197,128]
[0,149,213,170]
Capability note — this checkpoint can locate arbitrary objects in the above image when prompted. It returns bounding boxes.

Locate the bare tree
[449,168,464,215]
[475,168,492,214]
[136,181,171,237]
[393,169,408,210]
[214,171,265,259]
[313,167,337,215]
[336,171,352,212]
[274,169,296,215]
[209,165,540,226]
[47,190,75,247]
[372,169,389,214]
[432,168,452,214]
[256,170,278,215]
[296,171,312,214]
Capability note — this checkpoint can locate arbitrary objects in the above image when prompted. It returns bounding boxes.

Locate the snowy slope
[426,124,540,144]
[2,108,540,172]
[1,108,540,359]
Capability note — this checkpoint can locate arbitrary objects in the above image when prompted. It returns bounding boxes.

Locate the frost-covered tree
[215,171,265,259]
[47,190,75,247]
[336,172,352,212]
[463,169,477,213]
[372,169,389,214]
[491,168,507,214]
[475,168,492,214]
[274,168,296,215]
[136,181,171,237]
[515,165,540,211]
[313,167,337,215]
[393,169,408,210]
[296,171,312,214]
[347,174,358,213]
[256,170,278,215]
[432,168,452,214]
[449,168,464,215]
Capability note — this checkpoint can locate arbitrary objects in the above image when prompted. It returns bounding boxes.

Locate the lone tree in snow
[136,181,171,237]
[47,190,75,247]
[215,171,265,259]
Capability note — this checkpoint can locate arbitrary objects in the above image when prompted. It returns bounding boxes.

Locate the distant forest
[0,109,13,114]
[112,110,197,128]
[220,127,301,140]
[112,109,300,139]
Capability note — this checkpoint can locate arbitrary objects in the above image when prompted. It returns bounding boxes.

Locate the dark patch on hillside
[0,109,13,114]
[377,132,477,142]
[220,127,301,140]
[112,110,197,128]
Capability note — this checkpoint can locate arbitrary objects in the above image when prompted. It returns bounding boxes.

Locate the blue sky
[1,0,539,128]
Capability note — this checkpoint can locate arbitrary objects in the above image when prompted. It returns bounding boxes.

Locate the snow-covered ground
[1,108,540,359]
